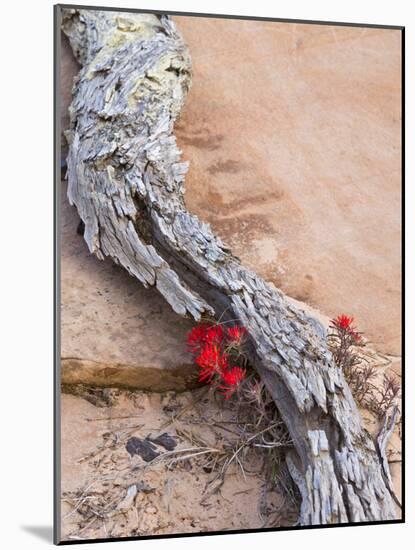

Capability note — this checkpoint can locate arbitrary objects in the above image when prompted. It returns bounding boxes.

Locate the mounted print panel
[54,4,404,544]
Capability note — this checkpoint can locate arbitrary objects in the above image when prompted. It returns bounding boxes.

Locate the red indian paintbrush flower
[219,366,246,399]
[195,344,229,383]
[187,324,224,355]
[331,314,361,343]
[205,325,224,345]
[187,325,208,354]
[332,315,354,331]
[226,325,247,346]
[352,332,361,343]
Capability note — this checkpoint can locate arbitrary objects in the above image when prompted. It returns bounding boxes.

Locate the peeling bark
[376,406,401,510]
[61,8,398,525]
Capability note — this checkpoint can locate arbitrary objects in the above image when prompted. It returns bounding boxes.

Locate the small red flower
[187,325,209,354]
[195,344,229,382]
[352,332,361,343]
[226,325,247,346]
[205,325,224,346]
[331,314,361,344]
[218,366,246,399]
[187,324,224,355]
[332,315,354,331]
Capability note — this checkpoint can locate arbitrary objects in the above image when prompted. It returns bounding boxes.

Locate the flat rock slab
[59,17,401,389]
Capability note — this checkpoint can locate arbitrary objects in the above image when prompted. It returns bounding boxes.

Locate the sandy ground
[60,389,298,541]
[60,372,401,541]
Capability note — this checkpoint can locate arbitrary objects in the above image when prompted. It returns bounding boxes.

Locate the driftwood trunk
[61,8,397,525]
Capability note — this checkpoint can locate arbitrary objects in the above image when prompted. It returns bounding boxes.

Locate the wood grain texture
[61,8,397,525]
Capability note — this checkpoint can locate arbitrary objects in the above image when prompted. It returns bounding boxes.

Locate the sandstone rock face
[174,17,401,357]
[59,17,401,389]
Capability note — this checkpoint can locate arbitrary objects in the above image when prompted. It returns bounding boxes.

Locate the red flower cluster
[187,323,247,399]
[331,314,361,343]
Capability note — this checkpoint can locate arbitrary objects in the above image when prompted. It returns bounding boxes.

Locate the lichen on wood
[61,8,398,525]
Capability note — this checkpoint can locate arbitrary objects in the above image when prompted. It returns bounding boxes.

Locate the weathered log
[61,8,398,525]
